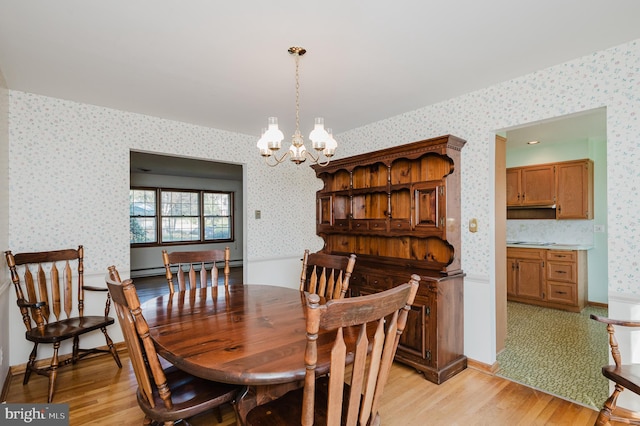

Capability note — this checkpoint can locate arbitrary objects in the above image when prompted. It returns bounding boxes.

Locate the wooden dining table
[141,284,363,424]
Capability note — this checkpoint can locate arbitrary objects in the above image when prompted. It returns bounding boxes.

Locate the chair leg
[101,326,122,368]
[595,384,623,426]
[47,342,61,403]
[214,406,223,423]
[23,343,38,385]
[72,335,80,364]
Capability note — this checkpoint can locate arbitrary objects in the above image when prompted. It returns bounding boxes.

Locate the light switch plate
[469,218,478,233]
[255,210,261,219]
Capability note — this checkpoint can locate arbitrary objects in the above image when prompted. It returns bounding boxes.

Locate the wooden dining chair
[590,314,640,425]
[300,250,357,300]
[162,247,231,293]
[4,246,122,403]
[106,265,241,425]
[246,274,420,426]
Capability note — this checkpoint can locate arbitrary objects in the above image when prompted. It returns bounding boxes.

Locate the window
[161,190,200,242]
[204,192,232,240]
[130,189,157,244]
[130,187,234,245]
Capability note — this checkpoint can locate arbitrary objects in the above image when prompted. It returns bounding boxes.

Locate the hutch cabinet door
[412,181,445,234]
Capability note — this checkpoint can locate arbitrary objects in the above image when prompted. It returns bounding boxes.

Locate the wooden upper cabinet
[507,164,555,206]
[506,169,522,206]
[521,165,555,206]
[556,160,594,219]
[506,159,593,220]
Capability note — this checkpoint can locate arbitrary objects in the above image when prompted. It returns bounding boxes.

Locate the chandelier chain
[295,52,300,134]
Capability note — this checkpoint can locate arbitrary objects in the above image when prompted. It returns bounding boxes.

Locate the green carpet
[496,301,609,409]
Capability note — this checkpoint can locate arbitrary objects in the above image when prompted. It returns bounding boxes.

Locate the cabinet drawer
[547,250,577,262]
[369,220,387,231]
[507,248,545,260]
[352,220,369,231]
[547,282,577,304]
[390,219,411,231]
[334,219,350,230]
[547,261,577,283]
[367,274,396,290]
[348,272,366,288]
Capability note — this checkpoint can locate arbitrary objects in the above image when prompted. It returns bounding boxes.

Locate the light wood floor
[4,349,606,426]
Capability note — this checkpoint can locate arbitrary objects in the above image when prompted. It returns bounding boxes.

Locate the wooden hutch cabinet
[312,135,467,384]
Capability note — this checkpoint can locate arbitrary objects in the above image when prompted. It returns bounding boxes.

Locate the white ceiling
[0,1,637,144]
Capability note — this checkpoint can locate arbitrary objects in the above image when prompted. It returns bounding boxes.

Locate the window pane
[130,217,157,244]
[205,216,230,240]
[130,189,156,216]
[162,191,199,216]
[130,189,157,244]
[204,193,230,216]
[162,217,201,242]
[204,192,231,240]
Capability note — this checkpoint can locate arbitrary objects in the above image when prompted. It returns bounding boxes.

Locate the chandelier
[256,47,337,167]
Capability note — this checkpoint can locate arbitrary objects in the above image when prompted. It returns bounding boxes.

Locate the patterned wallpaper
[0,67,8,273]
[340,39,640,295]
[6,38,640,297]
[7,96,321,274]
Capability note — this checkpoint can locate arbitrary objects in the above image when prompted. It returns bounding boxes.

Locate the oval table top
[142,284,356,386]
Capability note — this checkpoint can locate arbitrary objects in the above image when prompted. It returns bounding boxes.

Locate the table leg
[235,381,303,425]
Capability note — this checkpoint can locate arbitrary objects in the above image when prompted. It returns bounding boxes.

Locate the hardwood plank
[3,349,611,425]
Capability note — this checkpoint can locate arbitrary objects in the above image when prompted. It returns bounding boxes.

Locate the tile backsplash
[506,220,594,245]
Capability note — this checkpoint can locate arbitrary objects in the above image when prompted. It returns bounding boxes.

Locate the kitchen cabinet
[506,159,594,220]
[546,250,587,310]
[507,248,545,302]
[506,164,555,207]
[507,247,587,312]
[313,134,467,384]
[556,160,594,219]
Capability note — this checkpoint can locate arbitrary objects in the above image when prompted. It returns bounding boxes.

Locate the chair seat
[25,316,115,343]
[246,377,348,425]
[603,364,640,395]
[138,365,239,423]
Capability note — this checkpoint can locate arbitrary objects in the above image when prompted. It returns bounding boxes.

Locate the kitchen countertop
[507,242,593,250]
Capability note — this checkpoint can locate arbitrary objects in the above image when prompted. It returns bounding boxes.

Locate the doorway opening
[494,107,608,407]
[129,150,245,283]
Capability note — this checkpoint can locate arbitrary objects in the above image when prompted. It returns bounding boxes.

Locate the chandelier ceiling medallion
[256,46,337,167]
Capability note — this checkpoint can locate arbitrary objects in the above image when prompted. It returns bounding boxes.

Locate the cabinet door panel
[516,259,544,299]
[506,169,521,206]
[507,257,517,297]
[556,161,592,219]
[413,181,445,234]
[398,304,426,358]
[547,261,576,283]
[521,165,555,206]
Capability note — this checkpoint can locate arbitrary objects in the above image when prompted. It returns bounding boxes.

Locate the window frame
[130,186,234,247]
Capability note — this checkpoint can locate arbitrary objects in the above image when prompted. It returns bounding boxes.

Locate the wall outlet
[594,224,605,233]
